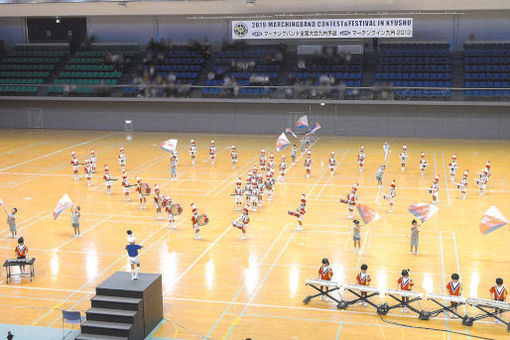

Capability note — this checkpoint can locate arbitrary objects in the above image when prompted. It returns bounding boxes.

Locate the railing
[1,83,510,102]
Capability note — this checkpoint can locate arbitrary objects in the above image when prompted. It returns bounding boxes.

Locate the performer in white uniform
[376,164,385,189]
[153,185,163,219]
[103,165,112,195]
[304,150,312,178]
[419,152,428,176]
[279,156,287,182]
[383,142,390,161]
[122,172,131,201]
[267,153,276,172]
[234,179,244,211]
[430,175,440,204]
[477,170,488,196]
[189,139,197,166]
[209,140,216,165]
[259,150,267,173]
[164,196,176,230]
[118,147,127,172]
[457,170,468,200]
[383,180,396,213]
[90,150,97,174]
[328,151,336,175]
[231,145,238,169]
[358,146,365,173]
[400,145,408,172]
[448,154,458,182]
[71,152,80,181]
[341,183,358,219]
[190,203,201,240]
[232,206,250,240]
[265,172,274,201]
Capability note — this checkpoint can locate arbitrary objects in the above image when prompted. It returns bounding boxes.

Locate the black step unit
[91,295,142,311]
[75,334,129,340]
[80,320,132,338]
[86,308,140,324]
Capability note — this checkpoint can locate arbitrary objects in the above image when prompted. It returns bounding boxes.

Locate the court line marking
[223,231,296,338]
[0,133,115,172]
[355,227,370,267]
[314,149,349,200]
[441,151,452,207]
[335,321,344,340]
[0,142,47,157]
[205,223,291,338]
[54,215,113,251]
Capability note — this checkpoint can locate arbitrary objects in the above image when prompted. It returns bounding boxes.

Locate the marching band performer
[295,194,307,231]
[153,185,163,219]
[164,196,176,230]
[356,264,372,305]
[400,145,408,172]
[90,149,97,173]
[458,170,468,199]
[477,170,488,196]
[250,179,259,212]
[257,175,265,208]
[448,154,458,182]
[103,165,112,195]
[265,173,274,202]
[191,203,201,240]
[383,141,390,161]
[328,151,336,176]
[189,139,197,166]
[234,178,244,211]
[304,150,312,178]
[122,172,132,201]
[490,278,507,322]
[118,147,127,172]
[343,183,358,219]
[209,140,216,165]
[419,152,428,176]
[231,145,238,169]
[267,153,276,172]
[135,177,147,209]
[485,161,491,178]
[376,164,385,189]
[430,175,440,204]
[259,149,267,173]
[84,159,92,186]
[71,152,80,181]
[317,258,334,301]
[397,269,414,313]
[358,146,365,173]
[446,273,462,317]
[382,180,396,213]
[279,155,287,182]
[232,206,250,240]
[291,144,297,164]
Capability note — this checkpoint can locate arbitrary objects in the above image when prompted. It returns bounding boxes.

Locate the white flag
[160,139,178,153]
[53,194,73,220]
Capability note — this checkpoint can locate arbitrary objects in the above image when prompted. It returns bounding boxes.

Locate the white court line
[314,149,349,200]
[0,133,115,172]
[0,142,46,157]
[441,151,452,207]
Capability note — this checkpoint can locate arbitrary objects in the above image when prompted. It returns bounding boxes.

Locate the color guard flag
[310,121,322,134]
[160,139,178,153]
[276,133,291,151]
[296,115,309,129]
[356,204,380,225]
[408,203,439,223]
[0,197,3,206]
[480,206,508,235]
[53,194,73,220]
[285,128,298,139]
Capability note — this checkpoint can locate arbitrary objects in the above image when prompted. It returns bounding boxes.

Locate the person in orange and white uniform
[135,177,147,209]
[419,152,428,176]
[317,258,333,301]
[15,236,28,273]
[259,149,267,173]
[356,264,372,305]
[84,159,92,186]
[190,203,201,240]
[296,194,306,231]
[122,172,131,201]
[446,273,462,317]
[209,140,216,165]
[267,153,276,172]
[153,185,163,219]
[478,170,488,196]
[234,178,244,211]
[459,170,468,199]
[383,180,396,213]
[345,184,358,219]
[71,152,80,181]
[430,175,440,204]
[189,139,197,166]
[103,165,112,195]
[163,196,175,229]
[328,151,336,176]
[257,175,265,208]
[400,145,408,172]
[279,155,287,182]
[232,206,250,240]
[118,147,127,172]
[231,145,238,169]
[358,146,365,173]
[265,172,274,202]
[397,269,414,313]
[448,154,458,182]
[304,150,312,178]
[90,150,97,173]
[490,277,507,322]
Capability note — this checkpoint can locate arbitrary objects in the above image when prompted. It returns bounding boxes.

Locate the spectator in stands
[224,75,232,87]
[142,51,153,64]
[207,71,216,82]
[319,74,329,86]
[328,74,335,86]
[297,58,306,70]
[157,51,165,65]
[345,53,352,64]
[149,65,155,78]
[338,80,347,99]
[232,77,240,97]
[264,53,273,64]
[63,83,70,97]
[167,72,176,84]
[287,74,294,86]
[275,50,283,64]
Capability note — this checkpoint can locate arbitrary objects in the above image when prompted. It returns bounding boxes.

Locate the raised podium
[77,271,163,340]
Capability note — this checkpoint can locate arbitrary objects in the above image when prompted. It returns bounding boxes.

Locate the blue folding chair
[61,310,85,339]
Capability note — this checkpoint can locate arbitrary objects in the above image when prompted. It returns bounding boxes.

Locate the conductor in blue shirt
[126,230,143,280]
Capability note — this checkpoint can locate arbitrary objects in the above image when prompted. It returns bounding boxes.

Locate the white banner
[232,18,413,40]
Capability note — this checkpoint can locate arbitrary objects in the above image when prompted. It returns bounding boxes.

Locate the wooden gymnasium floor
[0,128,509,340]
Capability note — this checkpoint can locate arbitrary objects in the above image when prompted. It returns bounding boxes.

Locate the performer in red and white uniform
[118,147,127,172]
[490,278,507,320]
[259,150,267,173]
[446,273,462,316]
[448,154,458,182]
[257,175,265,207]
[163,196,175,229]
[250,180,259,212]
[90,150,97,174]
[103,165,112,195]
[71,152,80,181]
[265,172,274,201]
[295,194,306,231]
[209,140,216,165]
[279,156,287,182]
[231,145,238,169]
[356,264,372,305]
[430,175,439,204]
[190,203,201,240]
[317,258,333,301]
[458,170,468,199]
[304,150,312,178]
[400,145,408,172]
[122,172,131,201]
[234,180,244,211]
[419,152,428,176]
[485,161,491,178]
[328,152,336,175]
[135,178,147,209]
[153,185,163,219]
[84,159,92,186]
[358,146,365,173]
[189,139,197,166]
[477,170,488,196]
[345,183,358,219]
[397,269,414,313]
[244,178,252,206]
[267,153,276,172]
[232,206,250,240]
[383,180,396,213]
